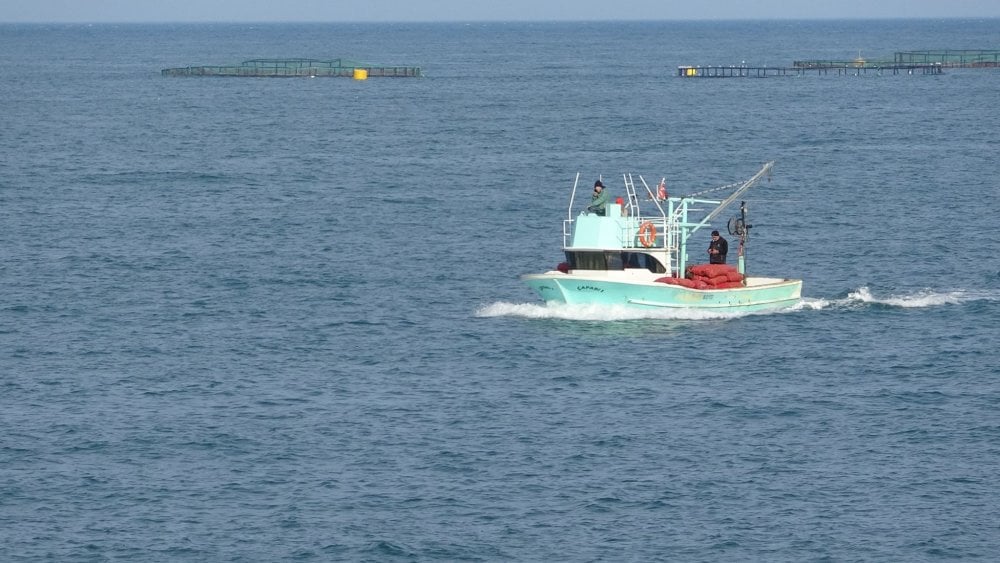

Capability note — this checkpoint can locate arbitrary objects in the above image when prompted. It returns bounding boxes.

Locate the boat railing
[562,173,582,248]
[634,174,669,218]
[620,206,682,272]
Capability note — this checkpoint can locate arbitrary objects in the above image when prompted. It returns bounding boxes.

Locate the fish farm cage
[793,50,1000,69]
[161,58,422,78]
[893,50,1000,66]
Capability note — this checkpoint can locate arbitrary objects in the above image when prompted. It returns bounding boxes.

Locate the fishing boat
[520,161,802,312]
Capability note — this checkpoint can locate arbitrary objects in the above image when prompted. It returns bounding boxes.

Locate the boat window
[622,252,667,273]
[565,251,665,273]
[606,252,624,270]
[644,254,667,274]
[565,251,606,270]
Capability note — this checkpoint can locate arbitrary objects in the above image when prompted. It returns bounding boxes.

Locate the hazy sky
[3,0,1000,23]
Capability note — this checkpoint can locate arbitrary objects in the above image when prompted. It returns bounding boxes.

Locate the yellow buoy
[353,68,368,80]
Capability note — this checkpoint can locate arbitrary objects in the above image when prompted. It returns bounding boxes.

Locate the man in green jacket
[586,180,609,216]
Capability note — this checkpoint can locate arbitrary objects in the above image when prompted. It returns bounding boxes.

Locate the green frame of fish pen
[161,58,422,77]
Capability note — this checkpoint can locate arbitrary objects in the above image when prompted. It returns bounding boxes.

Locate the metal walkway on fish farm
[161,58,421,78]
[678,64,945,78]
[678,49,1000,78]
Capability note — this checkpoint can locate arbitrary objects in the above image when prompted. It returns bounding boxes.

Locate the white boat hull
[521,271,802,312]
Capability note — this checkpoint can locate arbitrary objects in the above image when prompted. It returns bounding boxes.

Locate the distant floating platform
[678,64,945,78]
[679,49,1000,78]
[161,58,421,78]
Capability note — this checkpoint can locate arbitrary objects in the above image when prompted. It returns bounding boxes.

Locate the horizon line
[3,15,999,25]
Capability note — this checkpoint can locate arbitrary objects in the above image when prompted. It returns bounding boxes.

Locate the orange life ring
[638,222,657,247]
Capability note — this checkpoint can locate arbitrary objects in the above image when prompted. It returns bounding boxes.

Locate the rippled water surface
[2,19,999,561]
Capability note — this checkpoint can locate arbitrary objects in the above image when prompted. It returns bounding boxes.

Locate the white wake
[793,287,999,311]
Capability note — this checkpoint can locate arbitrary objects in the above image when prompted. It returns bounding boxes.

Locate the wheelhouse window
[565,251,606,271]
[565,251,665,273]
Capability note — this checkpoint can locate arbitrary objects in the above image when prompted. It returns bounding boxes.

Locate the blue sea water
[1,19,999,561]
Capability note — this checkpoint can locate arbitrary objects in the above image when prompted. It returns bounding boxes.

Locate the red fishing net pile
[654,263,744,289]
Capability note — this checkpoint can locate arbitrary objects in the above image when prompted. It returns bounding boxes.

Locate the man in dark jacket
[708,230,728,264]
